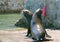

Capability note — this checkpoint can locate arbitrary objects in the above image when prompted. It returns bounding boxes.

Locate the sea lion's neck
[32,14,42,24]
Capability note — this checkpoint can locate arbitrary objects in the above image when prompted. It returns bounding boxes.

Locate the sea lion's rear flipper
[45,30,51,38]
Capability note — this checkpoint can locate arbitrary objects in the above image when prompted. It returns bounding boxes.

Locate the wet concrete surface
[0,29,60,42]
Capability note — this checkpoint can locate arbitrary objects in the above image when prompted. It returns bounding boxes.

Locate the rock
[15,14,29,28]
[24,0,44,13]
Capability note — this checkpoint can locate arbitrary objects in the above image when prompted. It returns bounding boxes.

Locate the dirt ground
[0,29,60,42]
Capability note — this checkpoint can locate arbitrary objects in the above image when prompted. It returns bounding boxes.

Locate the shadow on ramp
[32,38,53,42]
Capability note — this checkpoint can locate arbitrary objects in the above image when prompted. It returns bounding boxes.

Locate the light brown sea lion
[31,8,51,40]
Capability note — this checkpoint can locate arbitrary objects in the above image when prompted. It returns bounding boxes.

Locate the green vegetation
[0,13,24,30]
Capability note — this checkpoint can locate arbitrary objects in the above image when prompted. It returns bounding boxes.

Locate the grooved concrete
[0,29,60,42]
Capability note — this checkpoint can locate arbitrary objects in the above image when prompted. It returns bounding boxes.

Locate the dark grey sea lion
[22,10,33,36]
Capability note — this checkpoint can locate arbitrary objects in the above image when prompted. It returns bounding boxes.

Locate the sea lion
[22,9,33,36]
[31,8,46,40]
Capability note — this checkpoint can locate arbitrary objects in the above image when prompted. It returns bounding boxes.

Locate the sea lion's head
[35,8,42,20]
[22,9,33,16]
[22,9,33,21]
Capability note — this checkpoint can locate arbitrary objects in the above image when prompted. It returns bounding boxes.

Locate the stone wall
[0,0,26,13]
[23,0,60,28]
[46,0,60,28]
